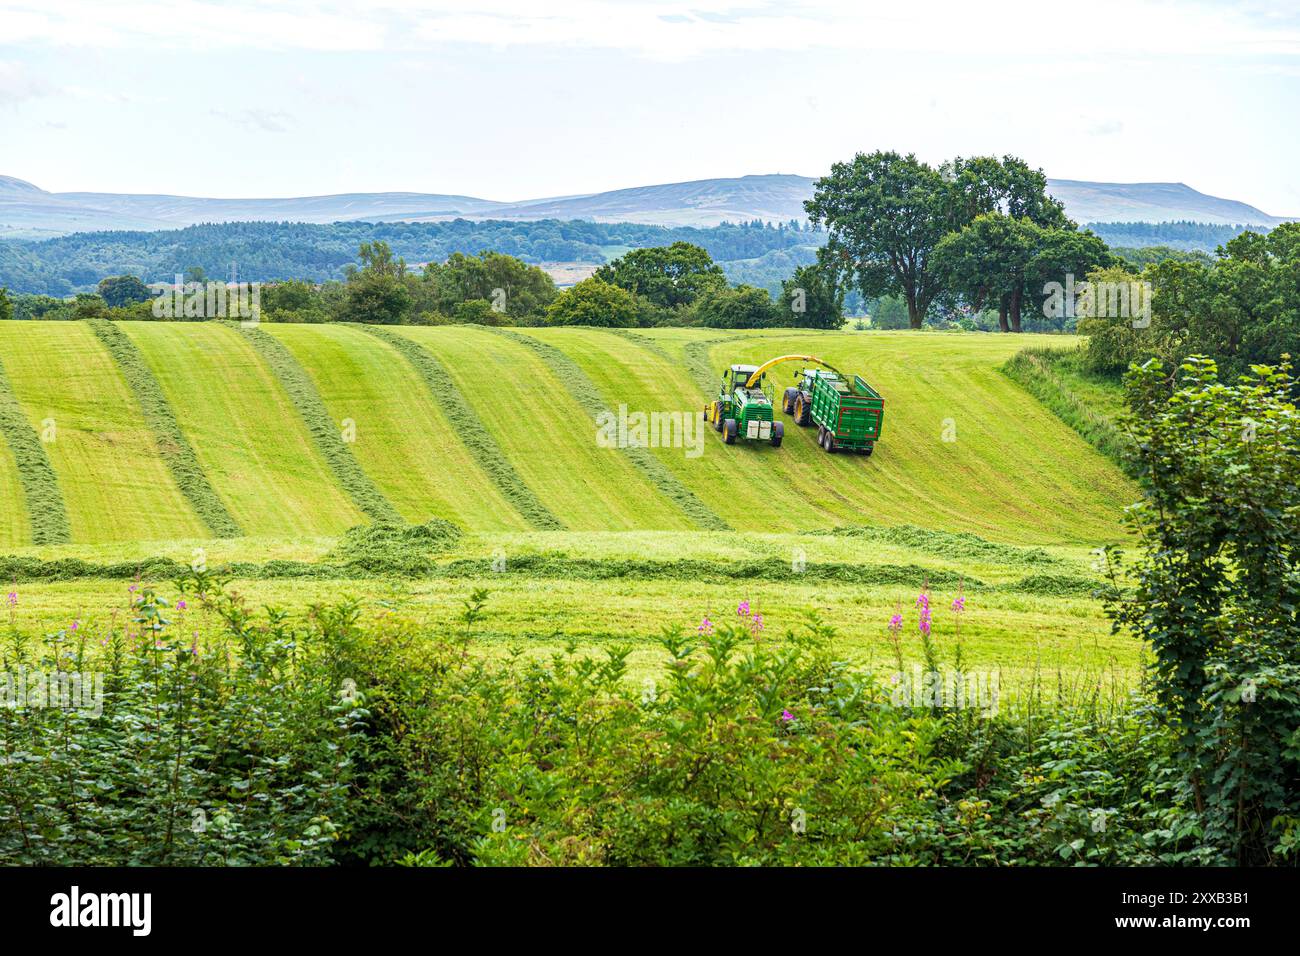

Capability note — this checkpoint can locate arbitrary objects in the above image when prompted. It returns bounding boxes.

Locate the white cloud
[0,60,55,106]
[3,0,1299,59]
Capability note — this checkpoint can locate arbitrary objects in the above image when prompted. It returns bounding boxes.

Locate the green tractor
[704,363,784,447]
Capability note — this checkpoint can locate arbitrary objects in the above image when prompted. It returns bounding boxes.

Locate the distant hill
[1045,180,1286,227]
[1,170,1290,238]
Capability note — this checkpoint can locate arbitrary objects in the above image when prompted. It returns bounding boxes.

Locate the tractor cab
[728,364,760,396]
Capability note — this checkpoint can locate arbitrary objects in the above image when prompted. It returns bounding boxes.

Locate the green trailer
[704,364,784,446]
[785,367,885,454]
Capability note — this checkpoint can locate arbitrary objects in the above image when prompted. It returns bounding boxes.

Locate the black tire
[863,443,874,457]
[711,403,723,432]
[825,430,838,453]
[723,418,738,444]
[794,395,811,426]
[782,387,797,415]
[770,421,784,448]
[816,424,826,446]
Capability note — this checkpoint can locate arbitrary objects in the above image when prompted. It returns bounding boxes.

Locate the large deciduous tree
[805,151,954,329]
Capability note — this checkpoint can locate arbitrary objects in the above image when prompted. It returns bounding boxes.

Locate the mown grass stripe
[496,328,730,532]
[229,322,402,525]
[356,325,565,530]
[88,320,242,538]
[0,356,70,545]
[683,337,731,398]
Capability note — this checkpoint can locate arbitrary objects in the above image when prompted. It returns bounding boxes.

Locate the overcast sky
[2,0,1298,214]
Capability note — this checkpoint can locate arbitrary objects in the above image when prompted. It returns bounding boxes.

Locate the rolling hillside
[3,170,1288,237]
[0,324,1134,550]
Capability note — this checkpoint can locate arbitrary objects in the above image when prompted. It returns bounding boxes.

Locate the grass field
[0,321,205,542]
[0,322,1137,684]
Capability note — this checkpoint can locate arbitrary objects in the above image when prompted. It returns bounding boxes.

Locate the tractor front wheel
[710,403,723,432]
[770,421,784,448]
[723,418,738,444]
[782,388,797,415]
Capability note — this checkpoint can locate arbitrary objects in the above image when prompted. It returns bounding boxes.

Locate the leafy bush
[1103,355,1300,864]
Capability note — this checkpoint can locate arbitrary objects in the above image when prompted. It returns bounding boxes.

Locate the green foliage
[343,241,411,325]
[777,263,844,329]
[1104,356,1300,864]
[489,328,729,530]
[357,325,564,530]
[691,283,776,329]
[1090,221,1259,253]
[934,214,1110,332]
[1083,223,1300,378]
[0,357,70,544]
[0,287,11,322]
[808,151,953,329]
[0,580,358,864]
[545,277,638,327]
[231,322,402,524]
[595,242,726,309]
[1112,245,1215,269]
[426,251,557,322]
[87,319,241,538]
[0,219,823,296]
[96,274,151,308]
[262,278,329,323]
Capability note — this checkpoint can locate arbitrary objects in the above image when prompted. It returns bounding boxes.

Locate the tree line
[1,239,844,331]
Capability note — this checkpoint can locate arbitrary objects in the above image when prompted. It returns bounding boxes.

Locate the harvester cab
[704,363,783,447]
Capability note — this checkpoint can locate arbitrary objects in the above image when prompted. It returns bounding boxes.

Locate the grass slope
[232,322,401,525]
[120,321,364,538]
[359,325,563,530]
[1002,346,1133,471]
[659,329,1133,543]
[0,321,203,543]
[393,326,694,531]
[490,327,729,531]
[262,324,528,529]
[87,319,241,538]
[518,326,835,530]
[0,358,55,545]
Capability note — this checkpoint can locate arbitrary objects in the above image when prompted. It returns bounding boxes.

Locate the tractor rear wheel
[723,418,738,444]
[770,421,784,448]
[782,388,797,415]
[794,396,810,426]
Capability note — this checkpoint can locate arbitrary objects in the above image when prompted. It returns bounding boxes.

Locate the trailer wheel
[862,443,874,457]
[823,429,837,453]
[782,388,797,415]
[723,418,738,444]
[770,421,784,448]
[816,424,825,446]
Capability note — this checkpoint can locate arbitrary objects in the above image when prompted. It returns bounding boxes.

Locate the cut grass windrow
[491,328,730,531]
[356,325,565,530]
[0,548,1098,595]
[683,337,730,398]
[88,320,241,538]
[230,322,402,525]
[0,357,69,545]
